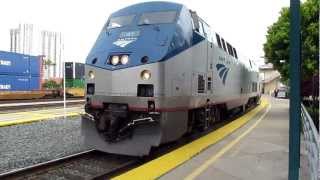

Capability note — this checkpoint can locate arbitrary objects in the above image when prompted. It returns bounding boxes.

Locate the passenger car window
[106,15,135,29]
[138,11,177,25]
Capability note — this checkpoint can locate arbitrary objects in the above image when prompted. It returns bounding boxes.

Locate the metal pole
[63,60,66,117]
[289,0,301,179]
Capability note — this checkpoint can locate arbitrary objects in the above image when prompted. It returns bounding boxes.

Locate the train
[0,50,85,100]
[81,1,261,156]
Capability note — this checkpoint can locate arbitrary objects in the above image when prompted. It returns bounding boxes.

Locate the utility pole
[288,0,301,179]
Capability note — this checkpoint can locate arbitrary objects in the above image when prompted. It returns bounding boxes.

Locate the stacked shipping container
[0,51,41,91]
[65,62,85,88]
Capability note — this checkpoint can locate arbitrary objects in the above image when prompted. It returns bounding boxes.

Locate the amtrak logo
[216,64,230,85]
[113,39,135,48]
[113,31,140,48]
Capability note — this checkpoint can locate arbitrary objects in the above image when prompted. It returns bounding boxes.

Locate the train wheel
[214,107,221,123]
[242,104,247,113]
[187,110,195,134]
[208,107,215,126]
[216,104,227,121]
[198,108,208,131]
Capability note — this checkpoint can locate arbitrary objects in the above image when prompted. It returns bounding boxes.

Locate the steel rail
[0,150,95,178]
[0,149,138,179]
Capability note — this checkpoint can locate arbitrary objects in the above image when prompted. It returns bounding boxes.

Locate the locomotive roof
[110,1,184,17]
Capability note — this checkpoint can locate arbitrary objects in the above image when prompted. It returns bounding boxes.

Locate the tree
[263,0,319,84]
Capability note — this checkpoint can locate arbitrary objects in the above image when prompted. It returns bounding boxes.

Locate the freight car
[0,51,44,100]
[0,51,86,100]
[65,62,85,97]
[81,1,261,156]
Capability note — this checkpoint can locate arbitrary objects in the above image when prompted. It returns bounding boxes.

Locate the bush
[42,80,61,89]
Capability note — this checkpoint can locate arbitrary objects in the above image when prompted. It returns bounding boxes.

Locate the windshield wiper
[138,23,151,26]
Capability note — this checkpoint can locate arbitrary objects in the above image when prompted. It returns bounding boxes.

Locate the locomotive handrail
[301,103,319,180]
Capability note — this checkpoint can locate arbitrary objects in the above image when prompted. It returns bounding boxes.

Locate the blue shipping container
[0,51,41,76]
[0,75,40,91]
[0,75,29,91]
[29,56,41,76]
[30,76,40,90]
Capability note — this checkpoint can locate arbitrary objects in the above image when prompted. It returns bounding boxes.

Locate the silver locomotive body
[82,2,261,156]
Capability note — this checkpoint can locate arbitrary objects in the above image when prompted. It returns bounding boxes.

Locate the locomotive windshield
[138,11,177,25]
[107,15,135,29]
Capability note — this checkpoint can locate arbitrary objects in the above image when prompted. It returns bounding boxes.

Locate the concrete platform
[0,105,84,127]
[160,97,289,180]
[0,99,84,108]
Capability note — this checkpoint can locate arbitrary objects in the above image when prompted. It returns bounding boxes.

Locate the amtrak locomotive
[82,1,261,156]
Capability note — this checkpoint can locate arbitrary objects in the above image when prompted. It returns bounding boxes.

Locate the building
[41,31,63,79]
[259,63,281,95]
[9,24,63,79]
[10,24,34,55]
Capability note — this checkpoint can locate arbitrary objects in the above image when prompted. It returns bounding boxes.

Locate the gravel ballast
[0,116,90,174]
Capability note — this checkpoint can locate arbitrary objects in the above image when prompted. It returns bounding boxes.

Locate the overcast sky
[0,0,290,65]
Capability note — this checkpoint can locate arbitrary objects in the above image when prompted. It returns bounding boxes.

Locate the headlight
[88,71,95,79]
[141,70,151,80]
[120,55,129,65]
[111,55,119,65]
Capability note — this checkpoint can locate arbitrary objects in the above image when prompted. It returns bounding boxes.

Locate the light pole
[62,47,66,118]
[288,0,301,179]
[63,61,66,110]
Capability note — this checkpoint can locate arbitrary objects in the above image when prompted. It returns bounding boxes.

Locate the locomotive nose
[85,61,163,98]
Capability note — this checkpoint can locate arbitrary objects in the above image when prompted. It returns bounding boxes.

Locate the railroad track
[0,104,258,180]
[0,150,138,180]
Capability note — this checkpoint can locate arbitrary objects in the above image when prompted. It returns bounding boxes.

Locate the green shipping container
[65,79,84,88]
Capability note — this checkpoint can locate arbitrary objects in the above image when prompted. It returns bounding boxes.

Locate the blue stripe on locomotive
[86,1,204,71]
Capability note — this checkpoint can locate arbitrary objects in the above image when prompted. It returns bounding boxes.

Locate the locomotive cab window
[202,21,212,42]
[106,15,135,29]
[190,10,200,32]
[138,11,177,25]
[198,21,205,37]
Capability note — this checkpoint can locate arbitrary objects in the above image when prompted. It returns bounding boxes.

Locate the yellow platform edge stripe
[0,112,82,127]
[112,99,269,180]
